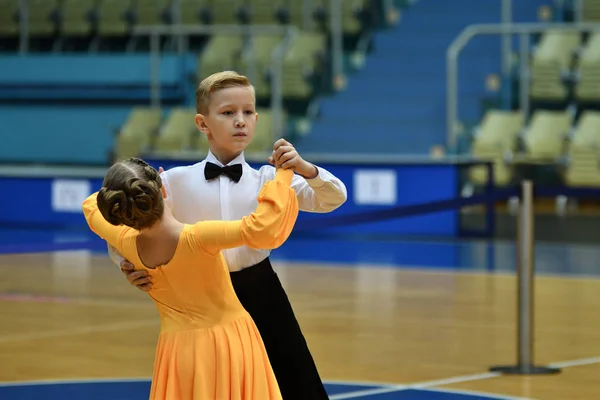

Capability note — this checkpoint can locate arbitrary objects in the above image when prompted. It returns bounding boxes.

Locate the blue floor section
[1,227,599,278]
[0,380,519,399]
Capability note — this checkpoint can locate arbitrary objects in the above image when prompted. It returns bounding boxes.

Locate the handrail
[446,22,600,151]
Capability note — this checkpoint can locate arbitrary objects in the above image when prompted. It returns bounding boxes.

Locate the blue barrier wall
[0,54,192,101]
[0,105,132,164]
[0,54,196,164]
[0,160,471,237]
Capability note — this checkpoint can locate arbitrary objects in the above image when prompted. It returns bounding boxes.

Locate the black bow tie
[204,162,243,183]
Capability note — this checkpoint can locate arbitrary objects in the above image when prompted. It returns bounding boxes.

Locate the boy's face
[195,86,257,160]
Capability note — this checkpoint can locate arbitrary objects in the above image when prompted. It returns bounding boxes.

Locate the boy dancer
[113,71,346,399]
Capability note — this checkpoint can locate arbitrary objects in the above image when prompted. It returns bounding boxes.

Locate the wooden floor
[1,251,599,399]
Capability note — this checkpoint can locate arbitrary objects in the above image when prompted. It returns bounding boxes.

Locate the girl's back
[82,166,297,399]
[121,225,249,332]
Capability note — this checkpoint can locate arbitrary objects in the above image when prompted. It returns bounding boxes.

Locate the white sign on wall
[353,169,397,205]
[51,179,91,212]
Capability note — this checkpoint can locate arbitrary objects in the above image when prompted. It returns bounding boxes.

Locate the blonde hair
[195,70,253,114]
[97,158,164,231]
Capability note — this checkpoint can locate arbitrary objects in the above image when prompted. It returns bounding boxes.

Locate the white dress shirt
[112,151,347,272]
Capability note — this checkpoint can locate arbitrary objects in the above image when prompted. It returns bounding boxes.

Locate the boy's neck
[210,148,243,166]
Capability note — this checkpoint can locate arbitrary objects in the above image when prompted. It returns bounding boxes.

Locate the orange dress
[82,169,299,400]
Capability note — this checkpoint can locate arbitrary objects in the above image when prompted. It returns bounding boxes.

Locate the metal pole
[489,181,560,375]
[150,32,161,108]
[446,26,477,150]
[519,33,530,118]
[270,30,298,141]
[576,0,583,22]
[501,0,512,75]
[517,180,534,367]
[330,0,344,89]
[303,0,314,31]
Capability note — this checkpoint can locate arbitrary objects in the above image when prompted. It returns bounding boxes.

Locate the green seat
[114,107,163,160]
[154,108,198,153]
[530,30,581,102]
[0,0,20,36]
[575,33,600,104]
[581,0,600,21]
[469,110,524,186]
[60,0,96,36]
[210,0,242,24]
[564,111,600,187]
[240,34,284,99]
[179,0,207,24]
[28,0,59,36]
[135,0,172,25]
[522,110,573,160]
[97,0,133,36]
[198,35,244,80]
[246,0,282,24]
[282,32,326,99]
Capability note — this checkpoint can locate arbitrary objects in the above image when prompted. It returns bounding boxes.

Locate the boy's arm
[268,139,347,213]
[193,169,299,254]
[290,166,347,213]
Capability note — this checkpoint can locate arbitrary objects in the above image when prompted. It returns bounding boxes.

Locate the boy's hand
[268,139,318,179]
[120,259,153,292]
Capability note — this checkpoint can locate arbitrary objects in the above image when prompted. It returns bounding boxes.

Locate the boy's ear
[194,114,210,135]
[161,186,167,199]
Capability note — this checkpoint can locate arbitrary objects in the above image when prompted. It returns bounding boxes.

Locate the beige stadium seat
[564,111,600,187]
[198,35,244,79]
[575,32,600,104]
[530,30,581,103]
[581,0,600,21]
[245,108,286,155]
[60,0,96,37]
[114,107,162,160]
[469,110,524,186]
[154,108,198,153]
[0,0,19,37]
[522,110,573,159]
[97,0,133,37]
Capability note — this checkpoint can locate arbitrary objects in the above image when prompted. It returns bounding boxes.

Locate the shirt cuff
[304,166,327,188]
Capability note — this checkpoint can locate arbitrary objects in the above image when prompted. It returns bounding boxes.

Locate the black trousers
[230,258,329,400]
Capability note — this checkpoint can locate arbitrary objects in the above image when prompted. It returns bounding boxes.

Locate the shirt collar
[206,150,246,167]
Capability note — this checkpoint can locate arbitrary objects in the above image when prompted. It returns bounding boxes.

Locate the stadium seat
[522,110,573,159]
[246,108,286,154]
[564,111,600,187]
[60,0,96,37]
[135,0,172,25]
[246,0,282,24]
[0,0,19,38]
[529,30,581,104]
[581,0,600,21]
[97,0,133,37]
[282,32,326,99]
[239,34,285,100]
[198,35,244,79]
[114,107,163,160]
[154,107,198,153]
[575,32,600,106]
[469,110,524,186]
